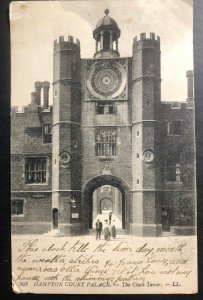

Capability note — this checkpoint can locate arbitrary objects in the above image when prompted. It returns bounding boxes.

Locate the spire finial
[104,8,109,16]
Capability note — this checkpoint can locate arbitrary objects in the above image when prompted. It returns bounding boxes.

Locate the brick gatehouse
[11,10,196,236]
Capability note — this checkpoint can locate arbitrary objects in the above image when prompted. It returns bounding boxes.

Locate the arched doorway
[92,187,123,228]
[82,175,131,232]
[52,208,58,229]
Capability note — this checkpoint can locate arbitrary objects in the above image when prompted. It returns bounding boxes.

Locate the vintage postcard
[10,0,197,294]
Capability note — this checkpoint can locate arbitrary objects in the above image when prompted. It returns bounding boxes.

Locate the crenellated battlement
[161,101,194,110]
[54,35,80,51]
[133,32,160,42]
[186,70,193,78]
[11,106,27,114]
[133,32,160,49]
[11,104,53,115]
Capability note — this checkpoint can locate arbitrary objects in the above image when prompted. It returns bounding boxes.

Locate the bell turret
[93,9,120,58]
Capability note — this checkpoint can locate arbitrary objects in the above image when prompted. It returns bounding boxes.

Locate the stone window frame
[167,120,183,136]
[42,124,52,144]
[170,102,181,109]
[96,102,115,115]
[165,151,182,183]
[95,128,118,156]
[11,198,25,217]
[24,156,49,185]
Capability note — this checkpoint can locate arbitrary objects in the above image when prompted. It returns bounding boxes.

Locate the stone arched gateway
[81,175,132,234]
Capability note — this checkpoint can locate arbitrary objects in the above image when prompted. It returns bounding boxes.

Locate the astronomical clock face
[86,60,127,101]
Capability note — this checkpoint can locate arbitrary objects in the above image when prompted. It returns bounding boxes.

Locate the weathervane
[104,8,109,15]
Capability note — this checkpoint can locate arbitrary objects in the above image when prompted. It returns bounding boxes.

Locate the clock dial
[93,68,120,95]
[86,60,127,100]
[102,76,111,86]
[143,150,154,163]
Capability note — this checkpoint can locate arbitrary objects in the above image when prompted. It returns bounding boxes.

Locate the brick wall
[11,194,51,222]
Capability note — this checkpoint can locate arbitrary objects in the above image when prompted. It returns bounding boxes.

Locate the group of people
[95,212,116,240]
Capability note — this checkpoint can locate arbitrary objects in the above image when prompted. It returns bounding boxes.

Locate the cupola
[93,9,120,58]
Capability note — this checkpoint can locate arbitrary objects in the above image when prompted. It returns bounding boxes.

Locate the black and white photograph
[10,0,197,294]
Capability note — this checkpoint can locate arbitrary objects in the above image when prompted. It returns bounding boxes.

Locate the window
[43,124,52,143]
[11,200,24,216]
[97,103,114,115]
[175,164,181,182]
[73,139,78,148]
[109,105,114,114]
[167,121,182,136]
[171,102,181,109]
[165,152,182,182]
[96,129,117,156]
[25,157,47,184]
[103,31,110,50]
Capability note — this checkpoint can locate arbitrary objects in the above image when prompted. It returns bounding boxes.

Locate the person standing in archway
[95,219,102,240]
[103,220,110,241]
[110,220,116,239]
[109,211,112,225]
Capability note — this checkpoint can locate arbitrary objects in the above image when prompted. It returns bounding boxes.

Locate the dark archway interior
[52,208,58,229]
[83,175,130,230]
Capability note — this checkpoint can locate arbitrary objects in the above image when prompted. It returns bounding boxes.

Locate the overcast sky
[10,0,193,108]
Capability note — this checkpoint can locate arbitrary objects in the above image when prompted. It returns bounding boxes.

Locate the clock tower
[49,9,163,236]
[81,10,131,233]
[81,10,162,236]
[11,9,196,237]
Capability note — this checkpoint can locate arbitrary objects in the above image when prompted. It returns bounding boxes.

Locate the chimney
[42,81,50,109]
[186,70,194,99]
[31,92,37,104]
[34,81,43,105]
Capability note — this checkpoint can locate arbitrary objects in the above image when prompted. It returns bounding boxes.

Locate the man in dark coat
[95,219,102,240]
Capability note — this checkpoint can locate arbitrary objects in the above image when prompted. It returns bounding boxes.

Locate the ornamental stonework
[85,59,128,101]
